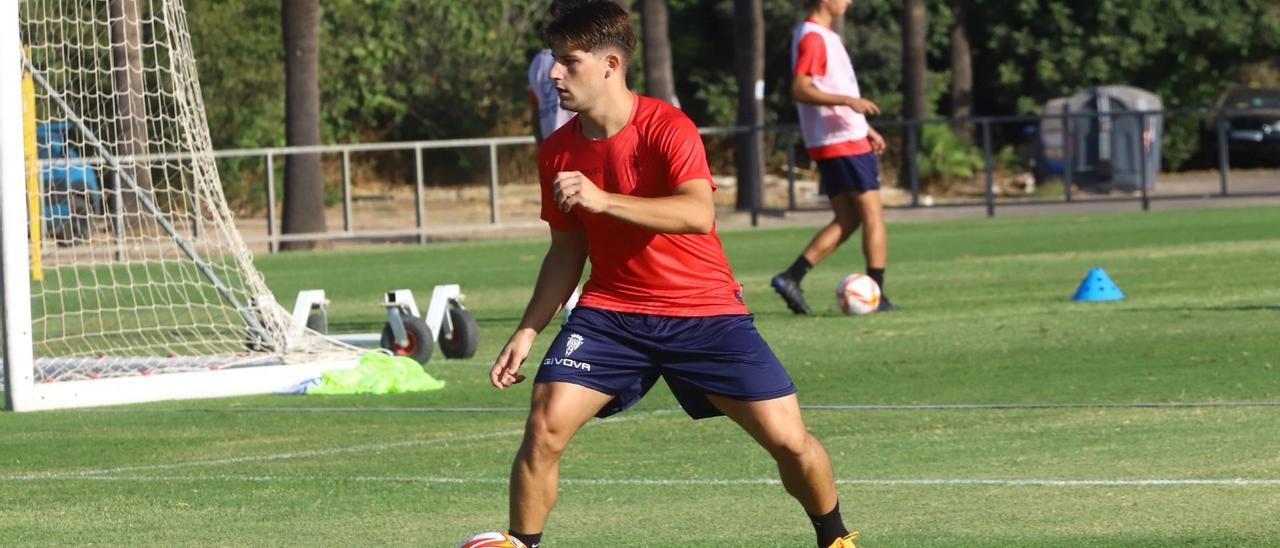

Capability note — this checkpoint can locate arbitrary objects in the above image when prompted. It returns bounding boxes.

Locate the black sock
[866,267,885,294]
[509,531,542,548]
[784,256,813,282]
[808,501,849,547]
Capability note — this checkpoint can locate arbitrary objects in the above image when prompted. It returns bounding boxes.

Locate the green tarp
[308,352,446,395]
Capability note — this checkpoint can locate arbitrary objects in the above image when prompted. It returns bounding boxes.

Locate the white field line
[0,409,675,481]
[3,474,1279,487]
[7,405,1276,488]
[82,400,1280,414]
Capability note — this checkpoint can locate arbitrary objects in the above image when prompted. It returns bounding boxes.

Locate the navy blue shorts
[816,152,880,197]
[534,307,797,419]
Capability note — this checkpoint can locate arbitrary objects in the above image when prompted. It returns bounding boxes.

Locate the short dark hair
[544,1,636,62]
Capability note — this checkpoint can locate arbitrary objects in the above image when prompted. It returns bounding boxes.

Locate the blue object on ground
[1072,267,1125,302]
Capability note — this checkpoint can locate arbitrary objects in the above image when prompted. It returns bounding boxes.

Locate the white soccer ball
[836,273,881,315]
[459,532,527,548]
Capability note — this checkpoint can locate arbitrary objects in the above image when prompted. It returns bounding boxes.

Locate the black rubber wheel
[380,315,433,365]
[305,307,328,334]
[438,307,479,359]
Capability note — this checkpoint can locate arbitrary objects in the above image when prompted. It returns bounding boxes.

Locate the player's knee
[764,429,816,462]
[521,414,573,460]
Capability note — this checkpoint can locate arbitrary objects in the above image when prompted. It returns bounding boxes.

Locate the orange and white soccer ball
[836,273,881,315]
[458,532,527,548]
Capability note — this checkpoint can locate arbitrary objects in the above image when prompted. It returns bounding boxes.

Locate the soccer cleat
[771,274,811,315]
[876,295,900,312]
[827,531,860,548]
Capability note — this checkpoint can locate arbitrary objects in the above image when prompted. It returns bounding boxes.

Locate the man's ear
[604,51,622,80]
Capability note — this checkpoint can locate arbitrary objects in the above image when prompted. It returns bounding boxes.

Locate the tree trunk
[900,0,927,188]
[280,0,326,251]
[614,0,637,87]
[733,0,764,212]
[108,0,154,224]
[641,0,677,105]
[949,0,973,141]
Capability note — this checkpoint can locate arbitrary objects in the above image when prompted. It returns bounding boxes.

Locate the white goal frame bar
[1,4,357,411]
[1,0,37,412]
[11,359,356,412]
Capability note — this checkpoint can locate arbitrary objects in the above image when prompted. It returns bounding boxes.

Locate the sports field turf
[3,206,1278,546]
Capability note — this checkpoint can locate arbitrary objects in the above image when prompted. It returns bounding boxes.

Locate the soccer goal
[1,0,357,411]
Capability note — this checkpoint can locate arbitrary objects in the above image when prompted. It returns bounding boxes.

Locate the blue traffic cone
[1072,267,1124,302]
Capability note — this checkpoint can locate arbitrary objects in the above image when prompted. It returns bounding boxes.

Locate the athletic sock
[866,267,885,294]
[509,531,542,548]
[784,256,814,282]
[808,501,850,547]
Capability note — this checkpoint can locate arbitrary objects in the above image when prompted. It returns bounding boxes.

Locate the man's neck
[579,89,634,140]
[809,10,833,27]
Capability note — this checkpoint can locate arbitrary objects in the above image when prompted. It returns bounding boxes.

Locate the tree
[733,0,764,212]
[280,0,326,250]
[948,0,972,137]
[900,0,927,122]
[969,0,1280,168]
[641,0,677,105]
[900,0,927,186]
[108,0,154,222]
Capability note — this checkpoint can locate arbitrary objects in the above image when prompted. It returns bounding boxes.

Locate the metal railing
[207,136,534,251]
[42,107,1280,252]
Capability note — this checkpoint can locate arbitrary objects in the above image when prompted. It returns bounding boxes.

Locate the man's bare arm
[553,173,715,235]
[490,229,587,388]
[791,74,880,116]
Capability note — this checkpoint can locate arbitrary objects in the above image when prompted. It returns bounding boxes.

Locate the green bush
[916,124,984,185]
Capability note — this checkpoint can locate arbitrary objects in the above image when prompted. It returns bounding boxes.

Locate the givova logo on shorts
[545,333,591,371]
[565,333,584,356]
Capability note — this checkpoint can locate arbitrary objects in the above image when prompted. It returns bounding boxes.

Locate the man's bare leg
[801,191,869,267]
[708,393,851,546]
[707,393,838,513]
[850,190,886,270]
[509,382,613,534]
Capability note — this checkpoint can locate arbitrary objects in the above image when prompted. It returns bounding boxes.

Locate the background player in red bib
[771,0,897,315]
[488,3,859,547]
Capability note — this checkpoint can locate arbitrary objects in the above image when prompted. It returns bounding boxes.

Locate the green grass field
[3,206,1279,546]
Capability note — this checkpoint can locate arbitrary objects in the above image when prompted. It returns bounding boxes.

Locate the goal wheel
[305,307,328,334]
[380,315,434,365]
[439,308,479,359]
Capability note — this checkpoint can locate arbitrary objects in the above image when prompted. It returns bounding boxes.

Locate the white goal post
[1,0,357,411]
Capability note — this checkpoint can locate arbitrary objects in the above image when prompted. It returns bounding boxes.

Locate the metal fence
[48,108,1280,253]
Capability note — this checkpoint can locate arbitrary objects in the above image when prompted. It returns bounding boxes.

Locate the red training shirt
[539,94,747,317]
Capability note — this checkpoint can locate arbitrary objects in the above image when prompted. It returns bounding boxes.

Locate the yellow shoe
[827,531,860,548]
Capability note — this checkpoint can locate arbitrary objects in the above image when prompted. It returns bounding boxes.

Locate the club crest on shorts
[565,333,584,356]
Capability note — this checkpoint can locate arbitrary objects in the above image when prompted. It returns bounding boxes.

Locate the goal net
[1,0,356,411]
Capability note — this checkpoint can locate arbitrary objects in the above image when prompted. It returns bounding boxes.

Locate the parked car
[1203,87,1280,165]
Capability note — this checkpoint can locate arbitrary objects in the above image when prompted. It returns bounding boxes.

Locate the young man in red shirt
[772,0,897,315]
[489,3,859,547]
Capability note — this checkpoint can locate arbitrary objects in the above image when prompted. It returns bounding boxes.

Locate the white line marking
[0,409,675,481]
[804,401,1280,410]
[87,407,531,413]
[4,475,1278,487]
[0,429,524,481]
[81,400,1280,414]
